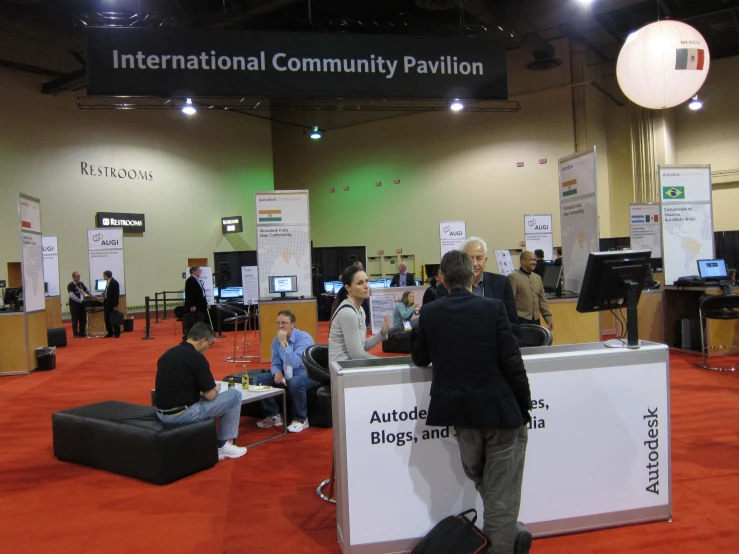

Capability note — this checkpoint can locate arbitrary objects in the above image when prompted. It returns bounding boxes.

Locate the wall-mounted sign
[81,162,153,181]
[86,29,507,100]
[221,215,243,234]
[96,212,146,233]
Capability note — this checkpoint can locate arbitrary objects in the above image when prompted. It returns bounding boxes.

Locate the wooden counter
[45,296,63,328]
[0,310,48,375]
[86,295,128,337]
[547,297,601,345]
[258,298,318,363]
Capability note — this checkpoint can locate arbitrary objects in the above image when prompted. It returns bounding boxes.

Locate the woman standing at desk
[329,265,391,362]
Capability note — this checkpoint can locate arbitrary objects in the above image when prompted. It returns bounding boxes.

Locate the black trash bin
[36,346,56,371]
[123,317,135,333]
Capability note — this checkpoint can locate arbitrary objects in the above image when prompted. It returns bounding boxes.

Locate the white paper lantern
[616,20,710,109]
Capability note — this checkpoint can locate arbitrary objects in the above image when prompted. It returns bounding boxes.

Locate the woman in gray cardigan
[329,265,392,362]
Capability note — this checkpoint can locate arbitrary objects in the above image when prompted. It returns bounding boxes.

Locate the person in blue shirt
[393,291,419,327]
[253,310,317,433]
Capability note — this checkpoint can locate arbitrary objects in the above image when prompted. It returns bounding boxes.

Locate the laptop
[697,259,728,282]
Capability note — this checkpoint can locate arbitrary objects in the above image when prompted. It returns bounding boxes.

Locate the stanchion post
[163,291,170,321]
[142,296,155,340]
[217,308,224,338]
[154,292,160,324]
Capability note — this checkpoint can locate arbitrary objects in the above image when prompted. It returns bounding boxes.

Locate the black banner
[85,29,507,100]
[96,212,146,233]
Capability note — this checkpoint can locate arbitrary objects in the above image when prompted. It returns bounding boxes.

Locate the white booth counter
[330,341,671,554]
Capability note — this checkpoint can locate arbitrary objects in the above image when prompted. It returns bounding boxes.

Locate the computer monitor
[542,266,563,293]
[95,279,107,292]
[369,281,384,289]
[220,287,242,299]
[697,259,728,280]
[323,282,334,294]
[577,250,651,347]
[333,283,344,294]
[268,275,298,298]
[213,287,220,298]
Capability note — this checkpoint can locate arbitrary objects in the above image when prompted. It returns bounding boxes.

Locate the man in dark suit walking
[412,250,532,554]
[102,270,121,338]
[184,266,209,337]
[436,237,521,341]
[389,263,414,287]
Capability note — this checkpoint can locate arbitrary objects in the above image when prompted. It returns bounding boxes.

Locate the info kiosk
[329,251,670,553]
[258,275,318,363]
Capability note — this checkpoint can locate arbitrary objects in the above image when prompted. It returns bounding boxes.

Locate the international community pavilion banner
[558,148,599,294]
[85,29,507,99]
[659,165,714,285]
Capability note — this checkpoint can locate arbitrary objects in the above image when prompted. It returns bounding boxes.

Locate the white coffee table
[216,381,287,447]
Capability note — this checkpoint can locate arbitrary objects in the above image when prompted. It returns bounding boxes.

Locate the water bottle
[228,377,235,389]
[241,364,249,390]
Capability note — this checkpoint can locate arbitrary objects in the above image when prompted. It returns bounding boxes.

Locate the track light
[688,95,703,110]
[182,98,196,115]
[310,126,322,139]
[450,99,464,111]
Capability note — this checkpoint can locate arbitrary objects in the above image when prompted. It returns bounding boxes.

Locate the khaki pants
[455,425,528,553]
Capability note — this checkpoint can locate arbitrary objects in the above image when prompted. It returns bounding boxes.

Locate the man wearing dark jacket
[412,250,532,554]
[436,237,521,341]
[102,270,121,338]
[184,266,209,338]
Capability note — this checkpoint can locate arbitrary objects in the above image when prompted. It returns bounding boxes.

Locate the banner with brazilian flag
[662,186,685,200]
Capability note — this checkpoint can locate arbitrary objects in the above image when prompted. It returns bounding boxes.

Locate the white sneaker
[218,440,247,460]
[287,419,309,433]
[256,414,283,428]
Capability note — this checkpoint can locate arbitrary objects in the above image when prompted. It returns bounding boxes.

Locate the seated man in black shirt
[155,323,247,460]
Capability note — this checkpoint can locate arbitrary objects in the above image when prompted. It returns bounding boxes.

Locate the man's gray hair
[460,236,488,257]
[440,250,474,291]
[187,322,215,342]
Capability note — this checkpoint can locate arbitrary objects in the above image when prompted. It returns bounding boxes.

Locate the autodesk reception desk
[330,342,671,554]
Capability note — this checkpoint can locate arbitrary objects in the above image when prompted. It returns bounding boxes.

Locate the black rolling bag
[412,509,490,554]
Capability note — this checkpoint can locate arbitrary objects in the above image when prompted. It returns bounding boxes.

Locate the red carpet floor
[1,321,738,553]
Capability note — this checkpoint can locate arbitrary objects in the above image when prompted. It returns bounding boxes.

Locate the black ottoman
[52,400,218,485]
[47,327,67,348]
[382,331,412,353]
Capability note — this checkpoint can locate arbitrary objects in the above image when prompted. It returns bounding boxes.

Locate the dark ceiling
[1,0,738,104]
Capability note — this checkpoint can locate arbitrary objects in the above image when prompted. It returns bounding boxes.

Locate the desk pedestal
[0,311,48,375]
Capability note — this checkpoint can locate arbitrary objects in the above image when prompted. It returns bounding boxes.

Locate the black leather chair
[519,324,553,347]
[173,305,185,337]
[698,293,739,371]
[302,344,334,503]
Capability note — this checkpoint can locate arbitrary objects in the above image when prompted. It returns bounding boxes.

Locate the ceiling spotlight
[310,126,322,139]
[182,98,196,115]
[578,0,594,4]
[450,99,464,111]
[688,95,703,110]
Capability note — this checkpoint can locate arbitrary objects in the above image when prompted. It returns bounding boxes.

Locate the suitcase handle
[457,509,477,526]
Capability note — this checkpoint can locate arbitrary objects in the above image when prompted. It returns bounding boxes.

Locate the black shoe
[104,335,114,338]
[114,335,121,338]
[514,523,532,554]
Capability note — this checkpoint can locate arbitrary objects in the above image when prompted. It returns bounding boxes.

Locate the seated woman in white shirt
[329,265,392,362]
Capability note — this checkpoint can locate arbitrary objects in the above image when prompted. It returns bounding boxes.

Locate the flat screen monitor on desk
[577,250,651,347]
[220,287,242,299]
[333,283,344,294]
[542,265,563,293]
[324,281,341,294]
[369,281,385,289]
[268,275,298,299]
[95,279,107,292]
[3,288,19,308]
[697,259,728,281]
[213,287,219,298]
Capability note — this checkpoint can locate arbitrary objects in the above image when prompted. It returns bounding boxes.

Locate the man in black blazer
[184,267,209,337]
[436,237,520,341]
[412,250,532,554]
[533,249,547,278]
[389,263,415,287]
[102,270,121,338]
